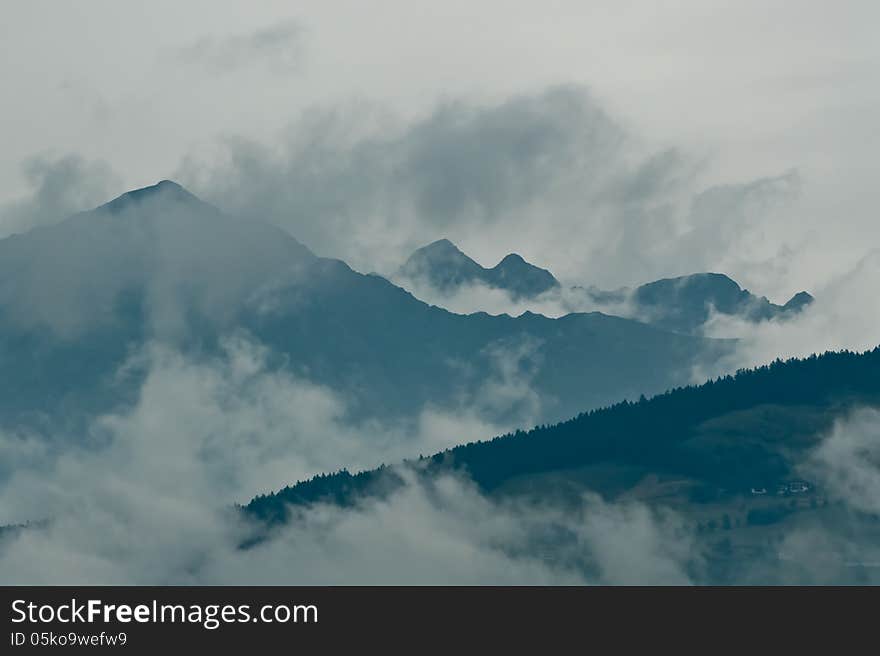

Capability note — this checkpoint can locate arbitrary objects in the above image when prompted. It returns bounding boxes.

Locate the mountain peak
[397,238,483,291]
[425,238,457,249]
[488,253,559,298]
[397,240,559,299]
[406,239,475,264]
[496,253,527,267]
[783,291,814,312]
[418,238,467,258]
[100,179,205,215]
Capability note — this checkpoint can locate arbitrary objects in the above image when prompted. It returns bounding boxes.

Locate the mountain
[0,182,730,432]
[631,273,814,334]
[0,180,316,428]
[397,241,813,335]
[397,239,560,299]
[0,179,315,335]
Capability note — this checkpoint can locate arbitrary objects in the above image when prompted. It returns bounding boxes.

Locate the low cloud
[0,452,698,585]
[5,359,880,584]
[219,475,699,585]
[0,335,693,585]
[802,407,880,516]
[0,333,544,522]
[175,86,684,280]
[177,85,808,299]
[391,273,634,320]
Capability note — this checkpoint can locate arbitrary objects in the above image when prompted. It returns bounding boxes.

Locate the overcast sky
[2,1,878,293]
[2,2,880,585]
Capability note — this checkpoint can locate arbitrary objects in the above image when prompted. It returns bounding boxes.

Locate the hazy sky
[2,1,878,293]
[2,2,880,584]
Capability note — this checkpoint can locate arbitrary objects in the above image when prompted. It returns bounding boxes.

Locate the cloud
[0,154,120,238]
[675,170,803,293]
[0,333,544,517]
[391,273,635,320]
[218,474,702,585]
[176,85,809,298]
[175,20,306,74]
[1,463,642,585]
[802,407,880,516]
[0,419,697,585]
[0,335,694,585]
[176,86,686,279]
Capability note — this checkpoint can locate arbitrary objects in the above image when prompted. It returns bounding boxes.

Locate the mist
[1,3,879,588]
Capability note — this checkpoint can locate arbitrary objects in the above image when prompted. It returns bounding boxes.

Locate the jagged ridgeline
[245,347,880,524]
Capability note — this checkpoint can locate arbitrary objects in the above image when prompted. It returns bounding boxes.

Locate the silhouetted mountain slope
[398,239,559,299]
[245,347,880,523]
[0,183,729,431]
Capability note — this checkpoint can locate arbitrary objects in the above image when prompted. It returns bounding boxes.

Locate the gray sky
[2,2,880,585]
[2,1,878,294]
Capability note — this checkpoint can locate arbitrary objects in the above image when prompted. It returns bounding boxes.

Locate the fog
[1,2,879,585]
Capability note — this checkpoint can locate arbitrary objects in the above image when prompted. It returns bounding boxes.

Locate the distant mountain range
[0,181,731,432]
[395,240,813,335]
